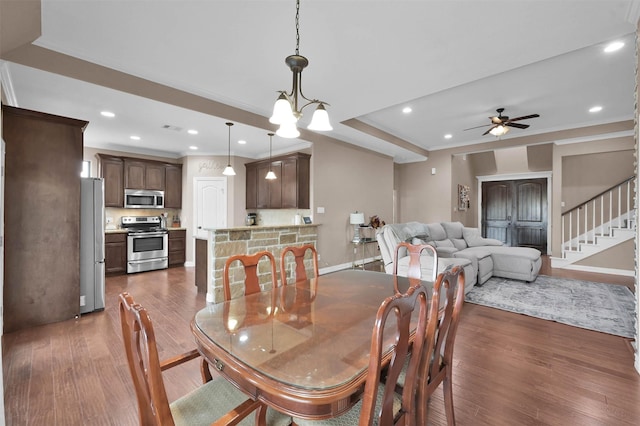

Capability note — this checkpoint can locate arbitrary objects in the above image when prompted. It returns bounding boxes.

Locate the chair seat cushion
[170,377,291,426]
[292,384,401,426]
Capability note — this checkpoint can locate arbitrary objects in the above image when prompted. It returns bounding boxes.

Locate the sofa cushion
[462,227,503,247]
[442,221,464,239]
[427,223,447,241]
[451,238,468,250]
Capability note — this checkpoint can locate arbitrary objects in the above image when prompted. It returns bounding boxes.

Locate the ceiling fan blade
[463,124,492,131]
[506,113,540,122]
[506,122,529,129]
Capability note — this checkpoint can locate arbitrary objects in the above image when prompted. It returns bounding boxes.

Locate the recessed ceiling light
[604,41,624,53]
[189,146,198,150]
[130,135,141,140]
[187,129,198,135]
[238,139,247,145]
[100,111,115,118]
[402,107,412,114]
[444,134,453,139]
[589,106,603,113]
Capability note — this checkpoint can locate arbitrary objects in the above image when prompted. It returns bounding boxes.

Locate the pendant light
[265,132,277,180]
[269,0,332,138]
[222,122,236,176]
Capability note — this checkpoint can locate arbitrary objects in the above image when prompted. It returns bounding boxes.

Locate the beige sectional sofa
[376,221,542,293]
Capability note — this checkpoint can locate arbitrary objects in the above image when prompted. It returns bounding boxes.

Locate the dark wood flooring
[3,257,639,425]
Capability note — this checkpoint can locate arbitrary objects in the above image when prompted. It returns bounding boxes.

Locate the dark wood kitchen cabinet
[2,105,86,332]
[245,152,310,209]
[105,233,127,275]
[125,159,165,190]
[168,229,186,267]
[98,155,125,207]
[164,163,183,208]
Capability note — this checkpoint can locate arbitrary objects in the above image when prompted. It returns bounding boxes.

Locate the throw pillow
[433,239,454,248]
[451,238,468,250]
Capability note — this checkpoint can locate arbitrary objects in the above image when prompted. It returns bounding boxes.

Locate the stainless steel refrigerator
[80,177,106,313]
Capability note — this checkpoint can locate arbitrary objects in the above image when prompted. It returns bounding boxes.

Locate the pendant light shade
[266,132,277,180]
[276,121,300,139]
[222,122,236,176]
[307,103,333,131]
[489,124,509,137]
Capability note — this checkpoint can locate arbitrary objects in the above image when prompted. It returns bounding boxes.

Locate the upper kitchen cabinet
[98,154,124,207]
[125,159,165,190]
[164,163,183,208]
[98,155,182,208]
[245,153,310,209]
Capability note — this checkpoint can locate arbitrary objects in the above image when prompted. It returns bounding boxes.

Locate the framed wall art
[458,184,470,211]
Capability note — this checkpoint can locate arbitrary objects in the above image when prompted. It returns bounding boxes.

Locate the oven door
[127,232,168,262]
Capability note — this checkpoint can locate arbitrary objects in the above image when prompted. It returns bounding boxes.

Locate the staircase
[553,177,636,269]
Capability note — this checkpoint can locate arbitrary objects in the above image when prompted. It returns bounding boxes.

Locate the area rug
[465,275,636,338]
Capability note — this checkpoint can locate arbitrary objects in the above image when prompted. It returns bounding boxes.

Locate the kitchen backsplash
[105,208,182,230]
[253,209,312,226]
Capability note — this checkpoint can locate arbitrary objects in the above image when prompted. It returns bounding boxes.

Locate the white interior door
[194,177,227,239]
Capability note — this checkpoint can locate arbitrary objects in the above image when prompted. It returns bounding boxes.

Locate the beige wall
[574,240,634,271]
[551,135,635,257]
[561,149,634,212]
[311,139,393,269]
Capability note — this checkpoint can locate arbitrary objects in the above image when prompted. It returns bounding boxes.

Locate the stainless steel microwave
[124,189,165,209]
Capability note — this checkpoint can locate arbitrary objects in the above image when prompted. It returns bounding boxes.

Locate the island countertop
[202,224,319,232]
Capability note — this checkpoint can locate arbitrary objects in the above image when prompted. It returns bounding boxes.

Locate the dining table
[191,269,434,422]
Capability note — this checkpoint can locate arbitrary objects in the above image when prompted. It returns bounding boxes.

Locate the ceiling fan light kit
[269,0,332,138]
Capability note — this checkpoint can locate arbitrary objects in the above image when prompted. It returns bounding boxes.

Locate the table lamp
[350,212,365,242]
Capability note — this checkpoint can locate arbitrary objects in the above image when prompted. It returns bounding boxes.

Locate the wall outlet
[106,217,113,224]
[317,207,325,214]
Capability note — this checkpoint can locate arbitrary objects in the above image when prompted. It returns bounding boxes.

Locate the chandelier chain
[295,0,300,55]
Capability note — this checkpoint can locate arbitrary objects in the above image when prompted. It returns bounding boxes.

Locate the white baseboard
[184,261,195,267]
[319,256,380,275]
[557,263,635,277]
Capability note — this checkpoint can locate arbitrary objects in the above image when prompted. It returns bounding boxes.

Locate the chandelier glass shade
[222,122,236,176]
[269,0,332,138]
[265,132,277,180]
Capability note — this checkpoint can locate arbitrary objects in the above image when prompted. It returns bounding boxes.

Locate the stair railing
[561,176,636,259]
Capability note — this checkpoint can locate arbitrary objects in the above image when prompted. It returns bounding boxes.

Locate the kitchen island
[201,224,319,303]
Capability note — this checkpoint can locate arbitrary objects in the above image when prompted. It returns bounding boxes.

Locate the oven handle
[128,231,168,238]
[129,258,167,265]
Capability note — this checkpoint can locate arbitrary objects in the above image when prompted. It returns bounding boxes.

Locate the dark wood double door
[482,178,547,253]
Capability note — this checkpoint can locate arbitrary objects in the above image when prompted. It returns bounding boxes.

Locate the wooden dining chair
[223,250,279,301]
[118,292,292,426]
[280,244,319,285]
[411,265,465,426]
[292,280,439,426]
[393,241,438,282]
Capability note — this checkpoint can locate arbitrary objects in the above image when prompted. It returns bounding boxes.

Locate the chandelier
[269,0,332,138]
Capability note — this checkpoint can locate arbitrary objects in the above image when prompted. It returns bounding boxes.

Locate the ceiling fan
[465,108,540,136]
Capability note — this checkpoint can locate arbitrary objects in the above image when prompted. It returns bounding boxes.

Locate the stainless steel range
[121,216,168,273]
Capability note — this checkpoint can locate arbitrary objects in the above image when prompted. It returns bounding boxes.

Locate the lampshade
[276,122,300,138]
[307,104,333,131]
[222,165,236,176]
[350,212,365,225]
[489,125,509,136]
[265,170,277,180]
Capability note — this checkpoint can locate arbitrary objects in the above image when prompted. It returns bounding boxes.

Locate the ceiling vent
[162,124,183,132]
